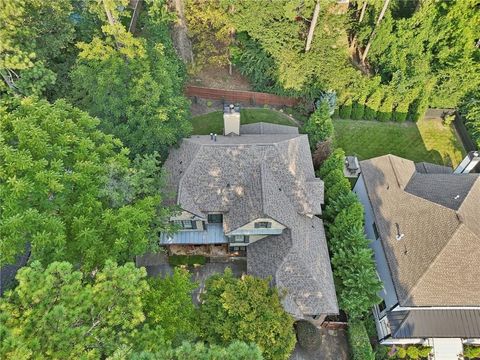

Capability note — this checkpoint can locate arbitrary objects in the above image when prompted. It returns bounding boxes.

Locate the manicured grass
[168,255,207,266]
[333,118,465,167]
[190,108,297,135]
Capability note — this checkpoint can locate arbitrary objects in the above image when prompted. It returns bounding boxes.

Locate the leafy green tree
[199,269,296,360]
[129,341,263,360]
[339,99,353,119]
[377,93,394,122]
[143,269,199,344]
[171,341,263,360]
[70,3,191,158]
[0,0,75,96]
[0,98,172,271]
[302,101,334,149]
[0,261,149,359]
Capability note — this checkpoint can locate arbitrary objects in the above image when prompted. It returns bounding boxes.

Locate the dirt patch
[189,65,252,91]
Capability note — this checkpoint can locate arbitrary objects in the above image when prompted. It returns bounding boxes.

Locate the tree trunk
[358,1,367,23]
[128,0,143,34]
[305,1,321,52]
[103,0,116,26]
[361,0,390,64]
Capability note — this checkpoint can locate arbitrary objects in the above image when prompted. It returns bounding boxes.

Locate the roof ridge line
[387,154,405,188]
[176,144,203,211]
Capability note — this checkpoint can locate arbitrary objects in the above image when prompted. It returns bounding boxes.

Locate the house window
[234,235,249,243]
[175,220,197,230]
[208,214,223,223]
[254,221,271,229]
[378,299,386,313]
[373,222,379,239]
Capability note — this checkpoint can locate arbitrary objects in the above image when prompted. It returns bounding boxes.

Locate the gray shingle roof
[388,309,480,338]
[163,130,338,318]
[360,155,480,307]
[415,162,453,174]
[240,122,299,135]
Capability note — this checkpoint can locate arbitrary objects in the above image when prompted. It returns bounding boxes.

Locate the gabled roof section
[360,155,480,307]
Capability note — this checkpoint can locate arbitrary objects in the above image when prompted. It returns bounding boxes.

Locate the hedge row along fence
[336,89,430,123]
[318,149,382,320]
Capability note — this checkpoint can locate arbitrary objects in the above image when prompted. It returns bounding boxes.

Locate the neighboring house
[353,153,480,358]
[160,108,338,321]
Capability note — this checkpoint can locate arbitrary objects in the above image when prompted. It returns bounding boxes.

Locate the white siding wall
[227,217,285,237]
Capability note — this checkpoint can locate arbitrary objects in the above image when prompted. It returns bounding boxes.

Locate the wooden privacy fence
[185,86,300,107]
[454,113,477,152]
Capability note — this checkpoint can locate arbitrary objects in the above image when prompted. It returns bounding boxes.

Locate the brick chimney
[223,104,240,136]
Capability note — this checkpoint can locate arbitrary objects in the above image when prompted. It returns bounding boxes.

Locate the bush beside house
[348,320,375,360]
[318,149,382,320]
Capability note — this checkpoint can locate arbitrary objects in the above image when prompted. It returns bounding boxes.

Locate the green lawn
[333,118,465,167]
[190,108,297,135]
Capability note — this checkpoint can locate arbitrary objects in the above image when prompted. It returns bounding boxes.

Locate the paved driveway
[191,260,247,305]
[290,328,349,360]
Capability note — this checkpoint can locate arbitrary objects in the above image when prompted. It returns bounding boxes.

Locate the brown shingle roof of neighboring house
[163,129,337,317]
[360,154,480,307]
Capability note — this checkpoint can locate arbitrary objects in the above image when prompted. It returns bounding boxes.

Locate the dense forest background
[185,0,480,134]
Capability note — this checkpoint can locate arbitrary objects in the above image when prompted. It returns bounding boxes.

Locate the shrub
[406,346,420,359]
[168,255,207,266]
[364,90,383,120]
[348,321,375,360]
[464,345,480,359]
[377,95,394,122]
[302,101,334,149]
[319,149,382,319]
[295,320,322,351]
[396,347,407,359]
[318,148,345,178]
[339,102,352,119]
[351,101,365,120]
[392,101,409,122]
[418,346,432,358]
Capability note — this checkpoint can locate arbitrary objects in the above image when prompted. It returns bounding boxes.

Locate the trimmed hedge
[339,103,352,119]
[348,321,375,360]
[319,149,382,319]
[168,255,207,266]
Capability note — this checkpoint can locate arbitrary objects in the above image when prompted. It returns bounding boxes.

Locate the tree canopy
[198,269,296,360]
[69,1,191,158]
[0,98,173,271]
[0,0,75,96]
[0,261,261,359]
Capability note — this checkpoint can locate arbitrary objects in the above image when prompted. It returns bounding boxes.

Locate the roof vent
[454,194,460,200]
[395,223,405,241]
